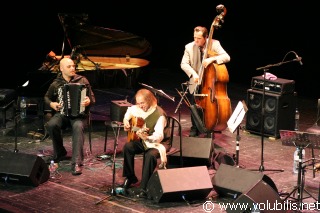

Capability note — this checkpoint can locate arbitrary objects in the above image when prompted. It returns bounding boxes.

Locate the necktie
[199,47,204,61]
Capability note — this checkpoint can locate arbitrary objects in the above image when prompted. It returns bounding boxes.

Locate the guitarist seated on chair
[121,88,170,198]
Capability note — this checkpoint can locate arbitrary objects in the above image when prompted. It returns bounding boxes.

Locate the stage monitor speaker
[110,100,132,122]
[245,89,295,138]
[146,166,213,203]
[212,164,278,200]
[0,151,49,186]
[170,136,213,167]
[226,180,285,213]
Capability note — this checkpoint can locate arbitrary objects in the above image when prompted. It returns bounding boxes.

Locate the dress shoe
[121,176,138,189]
[54,150,67,163]
[72,164,83,175]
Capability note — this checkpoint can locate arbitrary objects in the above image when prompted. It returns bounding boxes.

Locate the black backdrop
[5,1,319,98]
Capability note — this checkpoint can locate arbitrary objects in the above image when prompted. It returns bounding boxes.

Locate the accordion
[58,83,87,117]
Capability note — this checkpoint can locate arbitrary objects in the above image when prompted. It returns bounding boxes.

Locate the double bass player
[181,26,230,137]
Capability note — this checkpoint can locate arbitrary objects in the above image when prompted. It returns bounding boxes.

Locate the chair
[141,115,183,168]
[104,115,183,167]
[162,115,183,168]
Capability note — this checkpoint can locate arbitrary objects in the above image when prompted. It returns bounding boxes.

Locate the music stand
[95,121,136,205]
[227,100,247,167]
[280,130,319,208]
[281,129,320,177]
[139,83,175,102]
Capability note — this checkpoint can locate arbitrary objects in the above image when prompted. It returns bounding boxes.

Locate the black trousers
[122,140,169,189]
[46,113,87,165]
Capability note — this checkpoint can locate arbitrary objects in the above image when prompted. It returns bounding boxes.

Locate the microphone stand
[95,121,136,205]
[255,68,284,172]
[252,55,301,173]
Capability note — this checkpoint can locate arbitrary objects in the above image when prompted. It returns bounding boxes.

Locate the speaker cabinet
[0,151,49,186]
[110,100,132,122]
[212,164,278,200]
[245,89,295,138]
[170,136,213,166]
[226,180,285,213]
[146,166,213,203]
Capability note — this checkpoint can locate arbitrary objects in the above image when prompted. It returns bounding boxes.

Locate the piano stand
[125,68,137,89]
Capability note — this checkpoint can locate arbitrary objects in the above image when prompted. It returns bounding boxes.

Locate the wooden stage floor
[0,69,320,212]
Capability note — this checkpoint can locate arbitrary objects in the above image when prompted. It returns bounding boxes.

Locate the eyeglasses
[66,65,76,68]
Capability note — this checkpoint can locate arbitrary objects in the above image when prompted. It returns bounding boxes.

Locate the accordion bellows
[58,83,87,117]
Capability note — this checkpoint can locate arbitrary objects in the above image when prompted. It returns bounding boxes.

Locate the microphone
[293,52,303,65]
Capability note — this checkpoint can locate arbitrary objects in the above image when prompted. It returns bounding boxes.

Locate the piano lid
[59,13,152,57]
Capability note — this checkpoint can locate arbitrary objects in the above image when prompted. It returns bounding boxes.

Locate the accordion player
[58,83,87,117]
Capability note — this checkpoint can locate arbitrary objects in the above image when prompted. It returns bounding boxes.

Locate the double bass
[193,5,232,132]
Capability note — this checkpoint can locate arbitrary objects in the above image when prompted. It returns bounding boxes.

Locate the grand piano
[13,14,152,136]
[39,13,152,90]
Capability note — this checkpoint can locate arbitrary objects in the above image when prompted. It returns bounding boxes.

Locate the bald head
[60,58,74,69]
[59,57,76,80]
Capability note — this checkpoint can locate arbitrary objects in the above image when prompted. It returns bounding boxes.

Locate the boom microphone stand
[253,51,302,172]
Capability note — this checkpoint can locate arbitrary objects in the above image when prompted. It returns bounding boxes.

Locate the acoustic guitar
[127,116,148,142]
